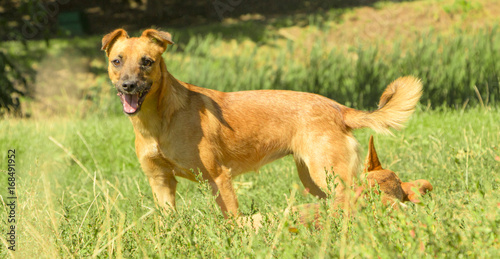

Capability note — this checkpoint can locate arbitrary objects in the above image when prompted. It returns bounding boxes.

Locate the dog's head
[362,135,433,205]
[101,29,174,115]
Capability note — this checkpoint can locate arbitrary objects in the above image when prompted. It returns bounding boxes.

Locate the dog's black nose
[122,81,137,92]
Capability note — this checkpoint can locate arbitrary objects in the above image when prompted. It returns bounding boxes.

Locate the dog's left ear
[401,179,433,203]
[364,135,383,173]
[141,29,174,52]
[101,28,129,55]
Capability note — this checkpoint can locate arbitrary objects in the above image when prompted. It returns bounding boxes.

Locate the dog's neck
[129,58,188,139]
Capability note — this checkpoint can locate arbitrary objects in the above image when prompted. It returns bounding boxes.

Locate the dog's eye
[142,58,154,67]
[111,59,121,67]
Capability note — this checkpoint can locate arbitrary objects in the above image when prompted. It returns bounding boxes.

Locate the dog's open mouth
[117,89,149,115]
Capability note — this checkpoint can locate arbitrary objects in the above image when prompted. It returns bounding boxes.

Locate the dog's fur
[102,28,423,217]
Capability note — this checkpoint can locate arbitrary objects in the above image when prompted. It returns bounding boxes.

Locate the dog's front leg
[148,174,177,211]
[140,157,178,211]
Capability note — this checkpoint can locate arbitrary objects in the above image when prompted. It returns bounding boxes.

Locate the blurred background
[1,0,499,118]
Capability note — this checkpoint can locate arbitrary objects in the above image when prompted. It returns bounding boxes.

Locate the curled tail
[343,76,423,134]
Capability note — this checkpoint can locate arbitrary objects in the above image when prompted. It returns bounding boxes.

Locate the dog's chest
[136,139,162,161]
[136,138,196,178]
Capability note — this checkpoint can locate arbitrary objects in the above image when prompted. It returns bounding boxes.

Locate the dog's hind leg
[207,171,240,218]
[294,134,360,201]
[294,157,327,198]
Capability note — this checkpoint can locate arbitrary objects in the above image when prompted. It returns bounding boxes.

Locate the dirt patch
[28,49,97,117]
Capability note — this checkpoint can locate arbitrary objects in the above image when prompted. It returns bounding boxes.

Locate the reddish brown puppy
[363,136,433,205]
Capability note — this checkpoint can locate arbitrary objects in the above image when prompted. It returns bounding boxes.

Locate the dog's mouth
[117,89,150,115]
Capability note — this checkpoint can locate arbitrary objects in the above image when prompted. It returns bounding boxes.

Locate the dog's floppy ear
[141,29,174,52]
[401,179,433,203]
[364,135,383,173]
[101,29,129,55]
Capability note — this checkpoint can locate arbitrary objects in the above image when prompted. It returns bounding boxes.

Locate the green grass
[1,107,499,258]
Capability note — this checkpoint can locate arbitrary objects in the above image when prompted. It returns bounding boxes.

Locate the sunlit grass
[0,107,499,257]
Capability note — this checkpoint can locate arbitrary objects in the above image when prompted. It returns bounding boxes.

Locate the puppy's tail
[343,76,423,134]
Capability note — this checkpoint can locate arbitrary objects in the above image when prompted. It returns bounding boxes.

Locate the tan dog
[101,28,423,217]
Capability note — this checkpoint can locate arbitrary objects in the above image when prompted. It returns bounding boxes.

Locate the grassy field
[1,0,500,257]
[0,107,499,258]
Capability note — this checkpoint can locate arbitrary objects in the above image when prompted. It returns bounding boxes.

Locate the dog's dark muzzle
[116,81,152,115]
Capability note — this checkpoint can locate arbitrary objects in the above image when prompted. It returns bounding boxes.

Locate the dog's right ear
[101,29,129,55]
[364,135,383,173]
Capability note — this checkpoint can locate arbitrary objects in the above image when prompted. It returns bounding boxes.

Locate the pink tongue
[122,94,139,113]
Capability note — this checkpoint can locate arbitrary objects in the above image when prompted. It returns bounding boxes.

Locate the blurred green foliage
[0,0,56,116]
[5,26,499,117]
[0,51,28,116]
[168,28,499,110]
